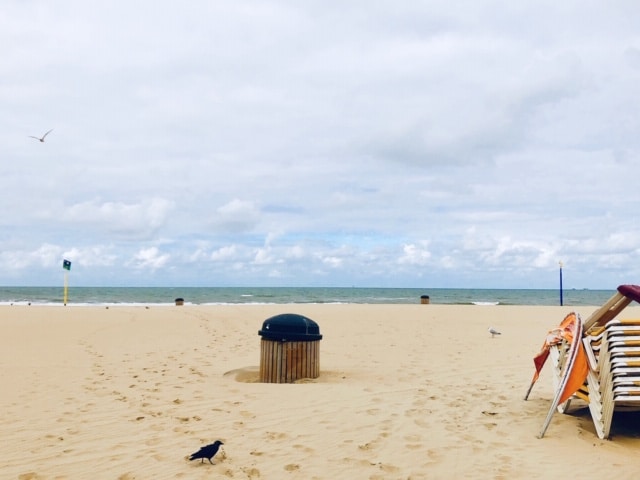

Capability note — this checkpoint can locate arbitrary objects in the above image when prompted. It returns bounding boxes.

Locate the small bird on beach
[488,327,501,338]
[189,440,224,464]
[29,128,53,142]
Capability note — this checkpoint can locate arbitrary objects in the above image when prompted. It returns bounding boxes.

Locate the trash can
[258,313,322,383]
[420,295,430,304]
[175,297,184,306]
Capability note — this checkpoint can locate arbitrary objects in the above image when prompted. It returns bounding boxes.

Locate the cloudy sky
[2,1,640,288]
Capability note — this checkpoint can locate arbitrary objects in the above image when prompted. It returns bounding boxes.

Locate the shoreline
[3,304,640,478]
[0,301,614,308]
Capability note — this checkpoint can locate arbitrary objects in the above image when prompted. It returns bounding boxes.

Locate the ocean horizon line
[0,286,618,307]
[0,284,606,289]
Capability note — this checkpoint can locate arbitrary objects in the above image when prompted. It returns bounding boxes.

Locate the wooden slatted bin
[258,313,322,383]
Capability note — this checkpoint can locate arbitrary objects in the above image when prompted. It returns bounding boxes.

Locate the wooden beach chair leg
[584,293,630,331]
[584,285,640,332]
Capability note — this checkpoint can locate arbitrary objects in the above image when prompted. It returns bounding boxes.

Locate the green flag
[63,259,71,271]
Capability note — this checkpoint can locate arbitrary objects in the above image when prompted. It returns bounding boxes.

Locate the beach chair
[582,319,640,439]
[525,285,640,438]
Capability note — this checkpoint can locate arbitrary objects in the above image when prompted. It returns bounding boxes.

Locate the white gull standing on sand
[488,327,501,338]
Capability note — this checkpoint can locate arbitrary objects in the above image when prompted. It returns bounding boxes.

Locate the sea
[0,286,619,307]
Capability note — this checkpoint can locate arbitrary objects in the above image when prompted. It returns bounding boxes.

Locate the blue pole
[559,261,564,306]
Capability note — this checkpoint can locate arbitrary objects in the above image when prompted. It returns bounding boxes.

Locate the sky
[2,1,640,289]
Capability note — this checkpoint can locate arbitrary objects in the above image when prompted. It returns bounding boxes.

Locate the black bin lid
[258,313,322,342]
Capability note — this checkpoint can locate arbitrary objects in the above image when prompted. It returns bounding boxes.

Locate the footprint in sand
[413,418,430,428]
[341,457,374,468]
[293,444,314,454]
[404,433,423,450]
[378,463,400,473]
[241,467,261,478]
[284,464,300,471]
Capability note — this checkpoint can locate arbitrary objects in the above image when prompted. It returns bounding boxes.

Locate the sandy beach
[2,303,640,479]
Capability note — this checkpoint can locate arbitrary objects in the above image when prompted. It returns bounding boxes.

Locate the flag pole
[62,259,72,305]
[64,270,69,306]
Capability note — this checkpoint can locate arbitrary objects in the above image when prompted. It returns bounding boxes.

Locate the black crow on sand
[189,440,224,464]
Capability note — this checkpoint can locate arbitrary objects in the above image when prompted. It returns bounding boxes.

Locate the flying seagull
[29,129,53,142]
[488,327,501,338]
[189,440,224,464]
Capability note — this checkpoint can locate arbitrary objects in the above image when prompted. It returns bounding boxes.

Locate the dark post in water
[559,261,564,306]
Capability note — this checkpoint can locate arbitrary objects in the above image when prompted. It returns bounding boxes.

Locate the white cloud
[398,243,432,267]
[210,245,241,262]
[61,245,118,267]
[130,247,170,271]
[64,198,174,239]
[253,247,275,265]
[1,244,62,271]
[212,199,261,233]
[322,256,343,268]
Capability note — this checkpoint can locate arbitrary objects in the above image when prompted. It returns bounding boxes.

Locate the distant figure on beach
[488,327,501,338]
[189,440,224,464]
[29,129,53,142]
